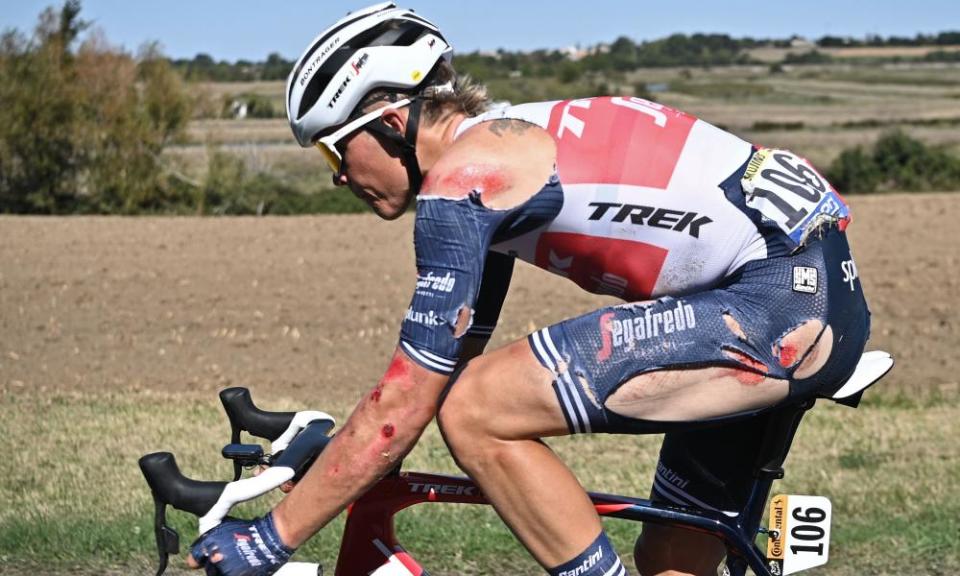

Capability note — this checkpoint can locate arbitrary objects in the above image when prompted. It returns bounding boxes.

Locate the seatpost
[740,399,816,540]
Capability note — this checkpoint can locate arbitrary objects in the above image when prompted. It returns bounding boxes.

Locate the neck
[415,111,468,175]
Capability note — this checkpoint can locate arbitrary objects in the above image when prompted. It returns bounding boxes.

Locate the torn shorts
[528,224,870,436]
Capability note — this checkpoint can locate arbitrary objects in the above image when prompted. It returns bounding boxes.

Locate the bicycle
[139,350,894,576]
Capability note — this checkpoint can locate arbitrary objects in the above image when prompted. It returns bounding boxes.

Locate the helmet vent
[297,49,353,120]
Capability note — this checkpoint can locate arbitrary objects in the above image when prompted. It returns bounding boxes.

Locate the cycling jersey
[398,97,852,374]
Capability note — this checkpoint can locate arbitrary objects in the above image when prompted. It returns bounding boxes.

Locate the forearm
[272,351,446,547]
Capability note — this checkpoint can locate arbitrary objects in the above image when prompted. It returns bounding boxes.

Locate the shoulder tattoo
[487,119,534,138]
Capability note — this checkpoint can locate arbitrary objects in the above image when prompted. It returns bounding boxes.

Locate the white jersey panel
[462,98,767,300]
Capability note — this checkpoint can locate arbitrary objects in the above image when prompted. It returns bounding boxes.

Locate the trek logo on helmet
[327,76,353,109]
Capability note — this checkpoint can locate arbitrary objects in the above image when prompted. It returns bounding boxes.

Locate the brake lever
[138,452,227,576]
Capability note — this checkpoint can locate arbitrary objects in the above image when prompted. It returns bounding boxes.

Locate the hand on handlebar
[187,512,295,576]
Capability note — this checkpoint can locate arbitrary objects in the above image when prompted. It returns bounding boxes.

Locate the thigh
[528,288,790,435]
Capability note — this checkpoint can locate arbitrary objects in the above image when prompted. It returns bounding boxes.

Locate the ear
[379,106,407,134]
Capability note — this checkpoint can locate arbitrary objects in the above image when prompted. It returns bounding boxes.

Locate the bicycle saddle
[827,350,894,407]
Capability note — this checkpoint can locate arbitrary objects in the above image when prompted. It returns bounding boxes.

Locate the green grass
[668,80,774,99]
[1,389,956,574]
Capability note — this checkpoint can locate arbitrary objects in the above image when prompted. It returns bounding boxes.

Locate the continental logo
[767,495,787,561]
[587,202,713,238]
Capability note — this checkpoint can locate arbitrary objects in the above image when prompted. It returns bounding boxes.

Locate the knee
[437,360,494,460]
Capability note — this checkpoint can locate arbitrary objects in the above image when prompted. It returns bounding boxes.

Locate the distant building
[560,45,589,61]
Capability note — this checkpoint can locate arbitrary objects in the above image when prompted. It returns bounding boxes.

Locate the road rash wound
[422,164,510,200]
[381,423,395,438]
[384,352,411,381]
[722,349,768,386]
[372,352,413,402]
[778,342,799,368]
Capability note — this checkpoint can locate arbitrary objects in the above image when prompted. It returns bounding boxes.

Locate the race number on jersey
[741,149,849,246]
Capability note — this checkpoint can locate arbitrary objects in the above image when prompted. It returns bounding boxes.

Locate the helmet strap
[364,97,424,195]
[402,97,424,193]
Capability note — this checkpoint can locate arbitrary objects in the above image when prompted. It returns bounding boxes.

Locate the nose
[332,171,349,187]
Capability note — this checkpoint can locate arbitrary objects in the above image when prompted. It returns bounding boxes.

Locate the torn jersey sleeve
[399,195,506,374]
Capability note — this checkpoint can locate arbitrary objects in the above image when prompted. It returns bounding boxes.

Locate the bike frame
[336,467,778,576]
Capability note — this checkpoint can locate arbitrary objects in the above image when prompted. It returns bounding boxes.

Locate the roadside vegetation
[0,2,365,215]
[827,131,960,193]
[0,389,956,575]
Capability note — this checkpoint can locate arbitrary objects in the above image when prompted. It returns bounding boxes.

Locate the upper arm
[398,197,490,374]
[398,210,514,375]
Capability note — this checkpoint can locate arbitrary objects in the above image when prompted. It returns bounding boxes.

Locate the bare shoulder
[421,118,556,209]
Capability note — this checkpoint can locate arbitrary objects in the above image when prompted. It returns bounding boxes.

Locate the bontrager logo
[405,307,443,327]
[416,271,456,293]
[300,38,341,86]
[558,545,603,576]
[587,202,713,238]
[607,300,697,349]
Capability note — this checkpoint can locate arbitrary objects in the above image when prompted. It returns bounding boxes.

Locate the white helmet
[286,2,453,147]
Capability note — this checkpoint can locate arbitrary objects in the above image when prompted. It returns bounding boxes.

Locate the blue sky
[3,0,959,61]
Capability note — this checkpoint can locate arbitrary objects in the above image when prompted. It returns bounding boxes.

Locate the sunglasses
[313,98,413,181]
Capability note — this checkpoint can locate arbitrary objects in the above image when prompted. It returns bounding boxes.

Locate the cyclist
[188,3,870,575]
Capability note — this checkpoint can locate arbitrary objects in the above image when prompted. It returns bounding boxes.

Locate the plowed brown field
[1,193,957,403]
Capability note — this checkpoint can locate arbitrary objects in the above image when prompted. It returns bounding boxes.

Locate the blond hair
[421,60,489,122]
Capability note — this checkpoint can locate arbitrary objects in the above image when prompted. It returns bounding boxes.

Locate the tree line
[170,31,960,83]
[1,2,958,216]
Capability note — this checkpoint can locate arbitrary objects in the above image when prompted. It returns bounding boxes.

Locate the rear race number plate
[767,494,832,575]
[741,149,849,246]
